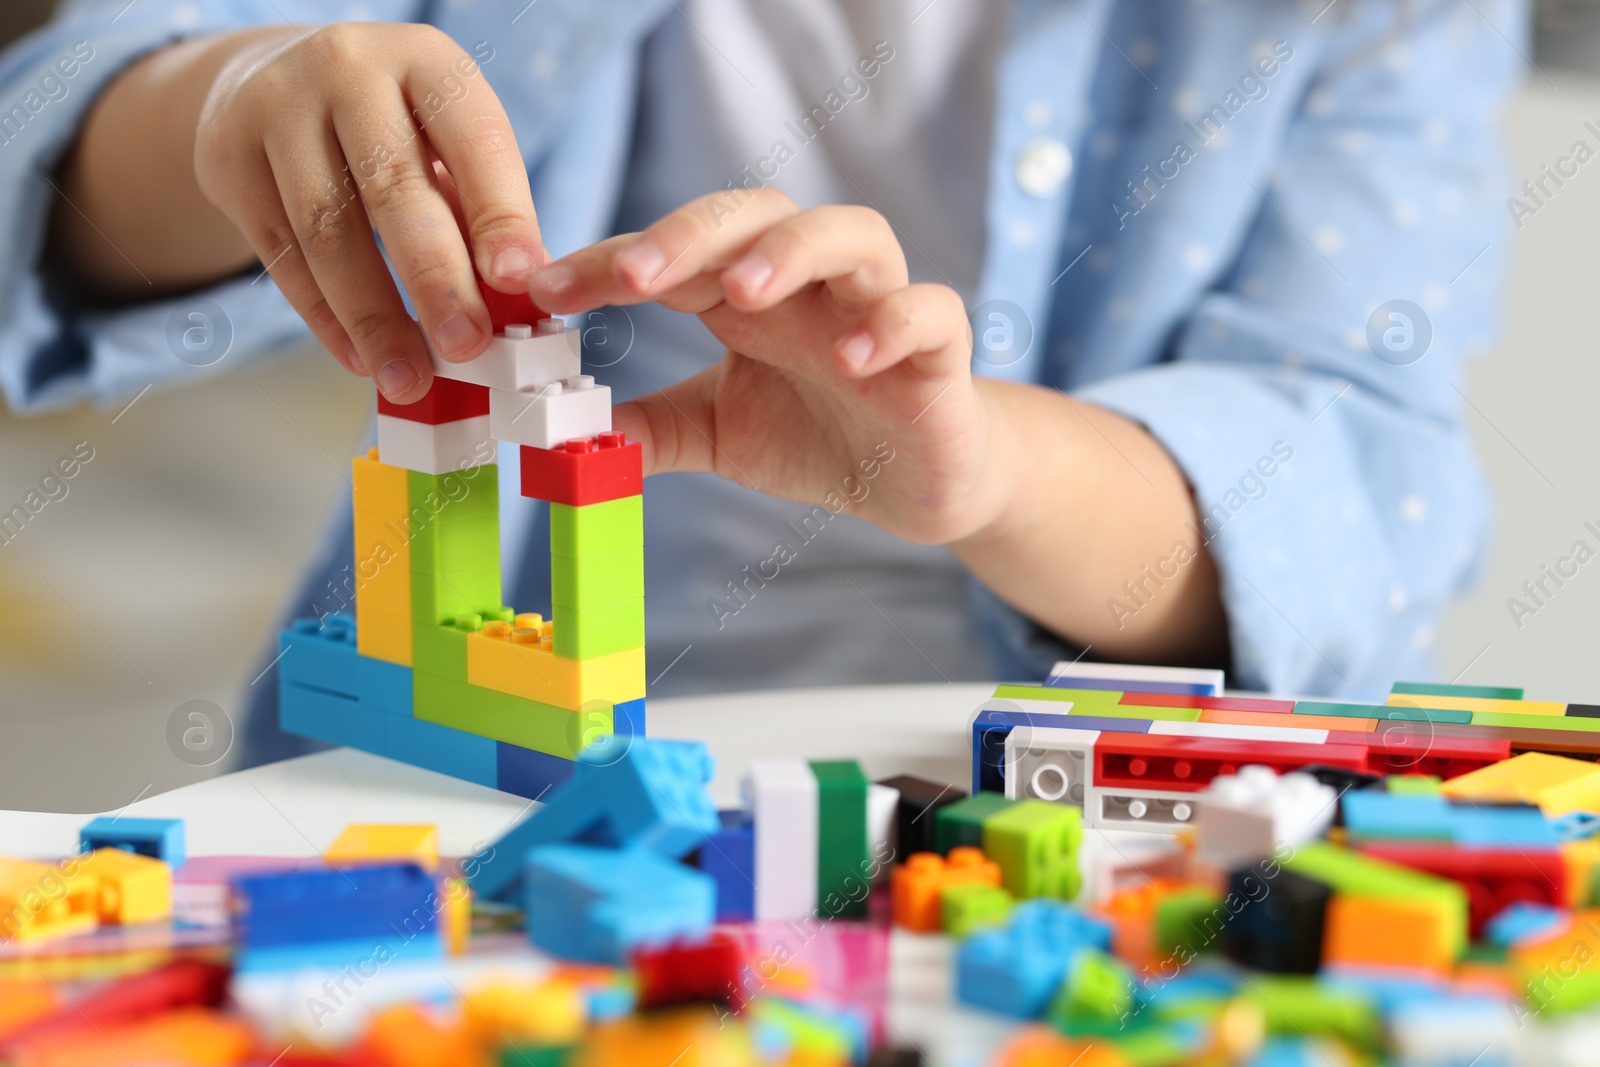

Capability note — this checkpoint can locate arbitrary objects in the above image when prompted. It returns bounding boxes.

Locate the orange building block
[363,1006,489,1067]
[1200,708,1378,733]
[890,849,1001,933]
[6,1008,253,1067]
[0,981,59,1042]
[1094,878,1190,969]
[570,1006,753,1067]
[1323,894,1454,972]
[993,1026,1128,1067]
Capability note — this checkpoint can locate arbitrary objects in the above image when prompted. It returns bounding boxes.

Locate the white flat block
[1147,720,1328,745]
[1197,766,1335,864]
[1048,661,1225,693]
[867,782,898,883]
[489,377,612,449]
[376,414,495,475]
[1085,785,1202,833]
[745,758,819,920]
[1003,726,1099,805]
[430,321,581,392]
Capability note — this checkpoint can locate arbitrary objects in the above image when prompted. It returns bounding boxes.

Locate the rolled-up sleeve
[0,0,420,414]
[1072,1,1524,696]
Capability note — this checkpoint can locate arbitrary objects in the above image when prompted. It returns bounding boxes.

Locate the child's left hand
[528,188,1014,546]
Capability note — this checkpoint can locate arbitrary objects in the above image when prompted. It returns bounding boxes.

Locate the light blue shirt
[0,1,1526,743]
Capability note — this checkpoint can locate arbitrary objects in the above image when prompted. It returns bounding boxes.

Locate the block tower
[278,283,645,798]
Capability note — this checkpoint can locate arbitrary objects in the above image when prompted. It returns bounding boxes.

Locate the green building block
[749,1000,854,1061]
[1241,976,1381,1051]
[1047,947,1138,1036]
[500,1047,572,1067]
[412,619,469,679]
[412,564,502,628]
[991,684,1123,705]
[411,514,499,575]
[550,496,643,557]
[1294,701,1472,725]
[407,466,499,523]
[940,882,1012,937]
[1385,774,1443,795]
[550,548,644,607]
[1153,887,1224,959]
[1391,681,1525,702]
[552,599,644,659]
[934,792,1015,854]
[413,671,609,759]
[1078,704,1202,723]
[982,799,1083,900]
[1472,710,1600,733]
[810,760,869,919]
[1284,842,1468,957]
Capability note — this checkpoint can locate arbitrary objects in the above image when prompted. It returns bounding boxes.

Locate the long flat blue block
[280,682,385,753]
[236,931,442,973]
[525,844,714,964]
[972,709,1150,795]
[80,817,186,868]
[360,655,414,715]
[1044,676,1216,696]
[278,615,361,698]
[384,713,498,788]
[235,863,437,949]
[497,742,576,799]
[613,697,645,736]
[699,809,754,923]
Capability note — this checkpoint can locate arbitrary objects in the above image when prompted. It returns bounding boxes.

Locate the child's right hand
[192,23,546,402]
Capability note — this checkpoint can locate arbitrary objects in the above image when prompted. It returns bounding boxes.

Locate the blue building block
[80,817,185,868]
[1247,1038,1323,1067]
[1485,902,1569,948]
[236,931,442,973]
[234,863,437,949]
[971,708,1149,795]
[384,713,498,788]
[280,681,386,754]
[471,739,719,904]
[1044,676,1216,696]
[360,654,414,715]
[1551,811,1600,841]
[1450,802,1560,848]
[497,742,576,799]
[613,697,645,736]
[278,615,361,698]
[524,844,714,964]
[955,900,1113,1018]
[1340,793,1456,841]
[699,809,755,923]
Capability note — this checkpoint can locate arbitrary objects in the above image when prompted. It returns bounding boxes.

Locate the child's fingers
[610,367,722,479]
[531,188,799,312]
[719,205,908,313]
[331,89,491,366]
[832,284,972,380]
[401,55,547,290]
[263,123,435,401]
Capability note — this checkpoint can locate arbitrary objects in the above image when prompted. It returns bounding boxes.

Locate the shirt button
[1016,137,1073,198]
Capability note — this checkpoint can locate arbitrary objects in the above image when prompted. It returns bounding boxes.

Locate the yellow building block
[354,448,413,665]
[0,858,97,942]
[1441,751,1600,816]
[73,849,171,925]
[441,877,471,955]
[466,620,645,708]
[325,823,440,872]
[1563,840,1600,908]
[463,979,586,1045]
[1386,694,1566,717]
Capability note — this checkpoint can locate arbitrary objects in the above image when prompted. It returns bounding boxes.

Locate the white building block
[1196,765,1336,864]
[376,414,495,475]
[867,782,898,885]
[745,758,818,920]
[1148,720,1328,745]
[430,321,581,392]
[1085,785,1203,833]
[1047,661,1224,695]
[489,376,612,449]
[1003,726,1099,806]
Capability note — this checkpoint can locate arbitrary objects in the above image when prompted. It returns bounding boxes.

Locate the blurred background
[2,1,1599,812]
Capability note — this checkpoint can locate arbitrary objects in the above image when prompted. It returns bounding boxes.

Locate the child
[0,1,1523,761]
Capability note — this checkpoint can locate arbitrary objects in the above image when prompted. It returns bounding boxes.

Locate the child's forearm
[50,26,302,299]
[952,380,1229,667]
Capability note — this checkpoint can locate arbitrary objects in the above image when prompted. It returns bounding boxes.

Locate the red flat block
[477,275,549,332]
[520,433,642,505]
[632,931,745,1010]
[1361,732,1511,780]
[1093,733,1369,792]
[1123,692,1296,714]
[377,376,491,425]
[1358,843,1564,939]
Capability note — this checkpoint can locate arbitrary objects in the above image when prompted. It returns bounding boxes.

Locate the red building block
[1123,692,1297,714]
[477,275,549,333]
[632,931,746,1010]
[377,375,491,425]
[520,433,642,506]
[1357,843,1565,939]
[1093,734,1370,793]
[1361,733,1510,781]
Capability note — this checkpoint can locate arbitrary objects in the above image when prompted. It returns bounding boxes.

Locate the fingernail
[616,240,667,287]
[377,359,420,400]
[839,331,876,370]
[493,247,533,286]
[533,262,576,294]
[726,255,774,294]
[434,314,483,359]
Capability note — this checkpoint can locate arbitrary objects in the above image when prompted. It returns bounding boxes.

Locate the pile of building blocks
[276,288,646,798]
